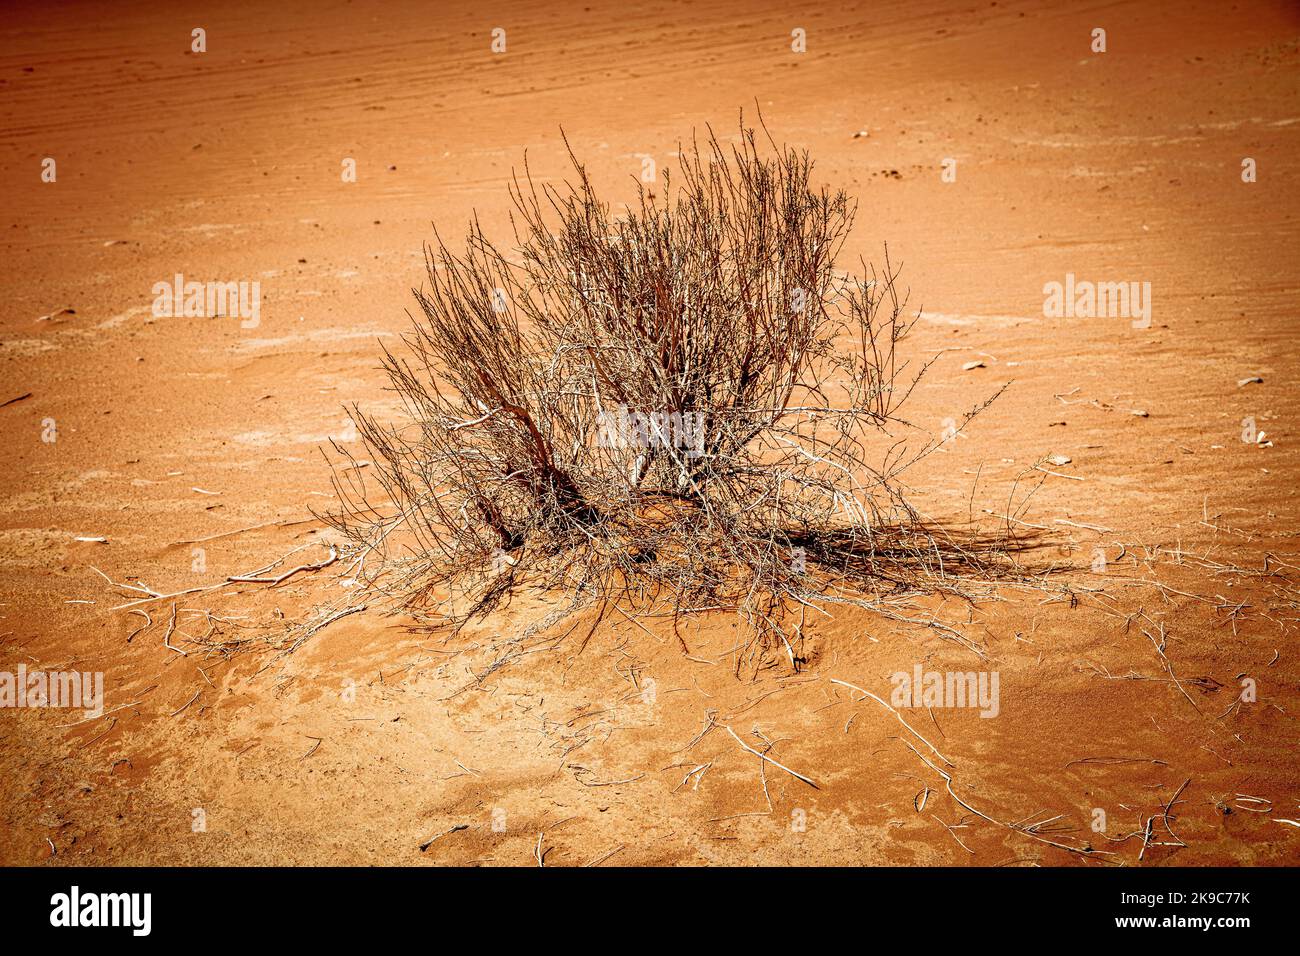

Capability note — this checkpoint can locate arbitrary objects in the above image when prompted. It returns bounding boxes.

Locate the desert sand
[1,0,1298,866]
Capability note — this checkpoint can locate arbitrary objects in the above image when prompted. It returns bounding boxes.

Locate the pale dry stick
[162,603,187,657]
[419,823,468,852]
[758,743,773,811]
[980,508,1051,531]
[1158,778,1191,850]
[534,833,545,867]
[1021,812,1067,834]
[829,677,954,767]
[227,545,338,584]
[1232,794,1272,814]
[268,603,368,665]
[171,690,201,717]
[676,710,719,753]
[927,705,944,738]
[815,595,984,658]
[725,725,818,789]
[125,608,152,643]
[1063,756,1169,769]
[903,740,1111,861]
[111,582,220,612]
[80,717,118,749]
[173,516,323,545]
[1139,797,1179,861]
[89,565,170,599]
[1035,466,1084,482]
[1148,579,1218,604]
[448,406,505,431]
[575,771,645,787]
[609,600,688,653]
[1142,627,1200,714]
[1055,518,1113,534]
[337,504,419,581]
[582,845,625,867]
[57,700,144,728]
[935,814,976,854]
[106,544,330,611]
[689,763,712,791]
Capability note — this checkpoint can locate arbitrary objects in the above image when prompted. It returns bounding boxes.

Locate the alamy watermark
[0,665,103,717]
[1042,273,1151,329]
[890,665,999,718]
[151,273,260,328]
[595,405,705,457]
[49,886,150,936]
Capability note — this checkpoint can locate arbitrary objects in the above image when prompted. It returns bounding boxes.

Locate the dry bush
[327,121,1016,671]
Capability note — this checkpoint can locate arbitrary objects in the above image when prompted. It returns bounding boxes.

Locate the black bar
[0,866,1284,940]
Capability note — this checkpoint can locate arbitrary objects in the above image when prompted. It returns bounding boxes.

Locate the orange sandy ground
[1,0,1298,866]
